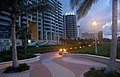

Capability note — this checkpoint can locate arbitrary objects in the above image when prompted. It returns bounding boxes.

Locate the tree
[17,26,31,47]
[105,0,118,73]
[0,0,51,67]
[70,0,118,73]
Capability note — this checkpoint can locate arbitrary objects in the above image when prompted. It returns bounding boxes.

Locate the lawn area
[70,42,120,59]
[0,41,120,62]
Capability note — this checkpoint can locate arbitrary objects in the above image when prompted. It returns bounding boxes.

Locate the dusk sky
[59,0,120,38]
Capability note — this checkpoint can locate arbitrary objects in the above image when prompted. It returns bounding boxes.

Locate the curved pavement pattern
[0,52,107,77]
[62,57,106,68]
[29,52,107,77]
[42,57,75,77]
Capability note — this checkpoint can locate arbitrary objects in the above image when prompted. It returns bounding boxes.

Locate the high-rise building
[0,0,63,46]
[0,11,11,39]
[64,13,77,39]
[38,0,64,44]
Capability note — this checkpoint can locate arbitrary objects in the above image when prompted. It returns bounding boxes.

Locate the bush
[2,55,12,62]
[0,50,36,62]
[84,68,106,77]
[84,68,120,77]
[3,63,30,73]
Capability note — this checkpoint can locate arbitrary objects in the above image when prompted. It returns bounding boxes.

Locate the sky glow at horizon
[59,0,120,38]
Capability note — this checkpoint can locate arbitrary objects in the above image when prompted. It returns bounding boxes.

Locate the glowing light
[79,46,82,48]
[65,12,75,15]
[63,49,67,52]
[92,21,97,26]
[70,47,72,49]
[88,45,91,47]
[59,49,62,51]
[75,47,77,49]
[28,40,31,43]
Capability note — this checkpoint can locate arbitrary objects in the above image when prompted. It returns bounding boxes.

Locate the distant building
[77,25,82,38]
[64,13,77,39]
[82,32,95,39]
[98,31,103,40]
[82,31,103,40]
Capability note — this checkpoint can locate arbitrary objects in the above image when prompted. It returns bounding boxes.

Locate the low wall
[0,56,40,69]
[70,54,120,69]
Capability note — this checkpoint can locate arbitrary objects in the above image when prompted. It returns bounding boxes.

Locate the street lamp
[92,21,98,54]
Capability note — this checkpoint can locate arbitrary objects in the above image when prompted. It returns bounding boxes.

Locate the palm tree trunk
[42,12,45,40]
[25,1,29,51]
[11,14,18,67]
[105,0,118,73]
[24,14,28,52]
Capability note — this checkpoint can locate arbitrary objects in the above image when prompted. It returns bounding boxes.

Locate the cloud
[77,0,112,32]
[103,22,112,35]
[59,0,120,38]
[103,21,120,36]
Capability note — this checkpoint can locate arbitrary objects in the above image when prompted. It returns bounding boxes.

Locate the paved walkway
[42,58,75,77]
[30,52,106,77]
[0,52,107,77]
[62,57,106,67]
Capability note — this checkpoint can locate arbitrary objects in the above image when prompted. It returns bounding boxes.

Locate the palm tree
[0,0,51,67]
[70,0,118,73]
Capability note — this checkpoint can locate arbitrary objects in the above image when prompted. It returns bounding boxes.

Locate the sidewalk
[42,57,75,77]
[30,61,52,77]
[0,52,108,77]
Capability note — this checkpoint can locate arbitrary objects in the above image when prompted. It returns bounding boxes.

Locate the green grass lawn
[70,42,120,59]
[0,41,120,62]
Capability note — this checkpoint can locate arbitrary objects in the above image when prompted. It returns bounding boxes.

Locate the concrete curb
[0,55,40,70]
[69,54,120,69]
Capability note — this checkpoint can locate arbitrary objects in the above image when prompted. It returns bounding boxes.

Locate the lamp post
[92,21,98,54]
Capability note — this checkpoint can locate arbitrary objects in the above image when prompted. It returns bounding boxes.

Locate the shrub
[2,55,12,62]
[0,50,36,62]
[3,63,30,73]
[84,68,106,77]
[17,63,30,72]
[84,68,120,77]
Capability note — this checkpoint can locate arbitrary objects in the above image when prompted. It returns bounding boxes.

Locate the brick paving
[53,57,90,77]
[29,52,107,77]
[30,62,52,77]
[0,52,108,77]
[42,57,75,77]
[29,53,53,77]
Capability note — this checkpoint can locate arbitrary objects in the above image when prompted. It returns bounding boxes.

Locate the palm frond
[70,0,81,9]
[22,0,53,14]
[0,0,11,11]
[70,0,98,19]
